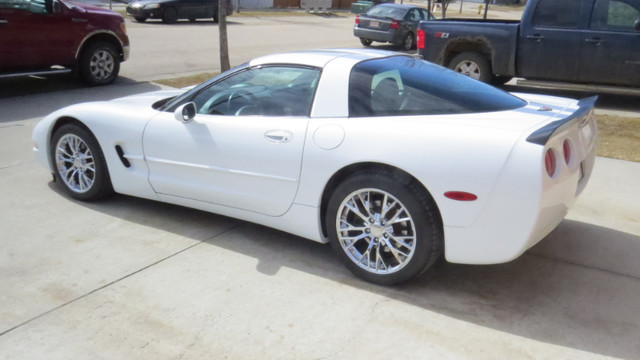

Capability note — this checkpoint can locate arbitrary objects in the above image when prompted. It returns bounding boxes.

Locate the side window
[591,0,640,30]
[407,9,421,21]
[191,66,320,117]
[349,56,526,117]
[533,0,582,28]
[0,0,48,13]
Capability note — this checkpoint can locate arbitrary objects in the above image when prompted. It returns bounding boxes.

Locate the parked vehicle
[0,0,129,85]
[416,0,640,87]
[354,3,434,50]
[33,49,597,285]
[126,0,233,24]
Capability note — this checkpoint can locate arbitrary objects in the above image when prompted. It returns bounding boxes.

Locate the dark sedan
[126,0,233,24]
[354,4,434,50]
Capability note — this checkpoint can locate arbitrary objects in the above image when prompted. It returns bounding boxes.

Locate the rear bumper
[353,26,400,43]
[443,103,598,264]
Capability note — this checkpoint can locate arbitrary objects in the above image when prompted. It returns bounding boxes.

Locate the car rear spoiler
[526,96,598,146]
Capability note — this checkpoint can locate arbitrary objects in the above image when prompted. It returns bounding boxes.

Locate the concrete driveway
[2,11,640,360]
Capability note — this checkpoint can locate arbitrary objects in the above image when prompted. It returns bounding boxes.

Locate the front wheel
[50,124,113,201]
[79,42,120,86]
[448,51,492,83]
[326,170,443,285]
[162,7,178,23]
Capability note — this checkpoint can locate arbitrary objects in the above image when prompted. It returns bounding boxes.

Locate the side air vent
[115,145,131,168]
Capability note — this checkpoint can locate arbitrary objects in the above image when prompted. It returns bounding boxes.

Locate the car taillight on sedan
[355,14,360,24]
[390,19,399,29]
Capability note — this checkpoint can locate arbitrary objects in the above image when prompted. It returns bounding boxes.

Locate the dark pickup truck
[416,0,640,87]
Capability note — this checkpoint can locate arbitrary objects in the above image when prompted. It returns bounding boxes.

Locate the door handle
[0,19,8,24]
[265,130,293,143]
[584,38,603,45]
[526,34,544,41]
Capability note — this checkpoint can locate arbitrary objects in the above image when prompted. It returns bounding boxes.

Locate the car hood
[64,0,123,15]
[127,0,175,6]
[109,88,187,108]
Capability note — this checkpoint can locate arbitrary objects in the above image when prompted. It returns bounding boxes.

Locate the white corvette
[33,49,598,284]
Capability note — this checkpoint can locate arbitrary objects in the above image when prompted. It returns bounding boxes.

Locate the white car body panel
[32,49,598,265]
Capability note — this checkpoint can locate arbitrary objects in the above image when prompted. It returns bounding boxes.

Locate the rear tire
[326,169,443,285]
[448,51,492,83]
[360,38,373,47]
[399,32,414,51]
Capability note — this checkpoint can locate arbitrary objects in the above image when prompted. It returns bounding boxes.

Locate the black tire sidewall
[50,124,113,201]
[401,32,414,51]
[360,38,372,47]
[80,42,119,86]
[162,7,178,23]
[326,171,442,285]
[449,51,492,83]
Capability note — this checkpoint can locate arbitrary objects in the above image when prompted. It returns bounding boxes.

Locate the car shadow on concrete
[57,189,640,360]
[0,77,165,123]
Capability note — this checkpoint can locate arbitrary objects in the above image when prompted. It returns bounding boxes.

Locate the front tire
[79,42,119,86]
[162,7,178,23]
[448,51,492,83]
[51,124,113,201]
[326,170,443,285]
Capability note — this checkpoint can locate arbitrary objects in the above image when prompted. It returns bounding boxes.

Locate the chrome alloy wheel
[454,60,481,80]
[336,188,417,274]
[89,49,115,81]
[55,134,96,193]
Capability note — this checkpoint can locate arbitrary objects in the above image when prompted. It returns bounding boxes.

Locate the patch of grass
[154,72,218,88]
[596,114,640,162]
[152,74,640,163]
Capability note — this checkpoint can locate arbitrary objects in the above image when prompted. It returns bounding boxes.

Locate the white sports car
[32,49,598,285]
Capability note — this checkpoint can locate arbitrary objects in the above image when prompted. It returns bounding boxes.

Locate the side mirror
[174,102,197,123]
[635,18,640,31]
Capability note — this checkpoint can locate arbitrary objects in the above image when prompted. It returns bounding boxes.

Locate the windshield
[349,56,527,117]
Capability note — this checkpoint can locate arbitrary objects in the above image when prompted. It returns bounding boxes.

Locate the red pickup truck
[0,0,129,85]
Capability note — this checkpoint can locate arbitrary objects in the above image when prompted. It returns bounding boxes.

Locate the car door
[517,0,590,82]
[143,65,321,217]
[579,0,640,86]
[404,8,422,36]
[0,0,82,70]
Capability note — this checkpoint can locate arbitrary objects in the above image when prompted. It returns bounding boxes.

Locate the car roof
[248,48,405,68]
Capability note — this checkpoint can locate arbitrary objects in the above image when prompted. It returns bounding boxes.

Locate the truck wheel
[79,42,120,86]
[449,52,492,83]
[360,38,373,47]
[162,7,178,23]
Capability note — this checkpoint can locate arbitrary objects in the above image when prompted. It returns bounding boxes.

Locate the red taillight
[563,139,571,165]
[355,14,360,25]
[545,149,556,177]
[417,29,425,49]
[390,19,399,29]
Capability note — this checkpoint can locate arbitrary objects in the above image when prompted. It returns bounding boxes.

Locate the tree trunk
[218,0,230,72]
